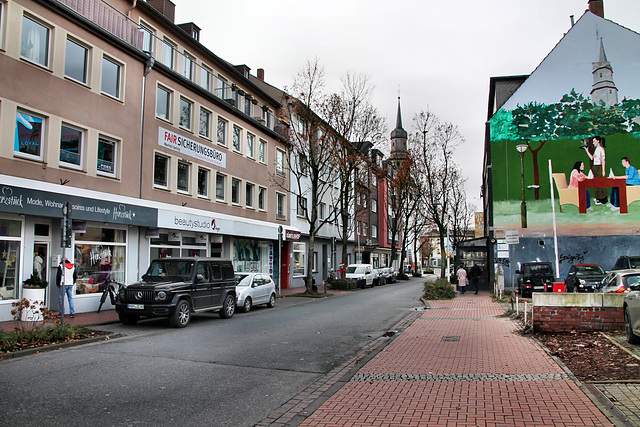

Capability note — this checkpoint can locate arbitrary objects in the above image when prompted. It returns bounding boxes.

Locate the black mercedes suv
[115,258,236,328]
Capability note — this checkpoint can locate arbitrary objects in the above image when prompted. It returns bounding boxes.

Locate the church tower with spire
[389,97,408,162]
[591,38,618,107]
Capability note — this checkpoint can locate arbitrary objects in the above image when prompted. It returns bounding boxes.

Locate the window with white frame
[244,96,251,115]
[101,56,121,99]
[276,192,286,219]
[259,139,267,164]
[199,108,211,139]
[97,136,117,177]
[65,38,88,84]
[156,86,171,121]
[293,242,305,277]
[231,178,241,205]
[140,24,154,54]
[200,65,211,91]
[197,167,209,197]
[216,173,226,201]
[217,117,227,146]
[177,161,190,193]
[161,39,175,69]
[154,153,169,188]
[246,133,254,158]
[232,125,241,152]
[245,182,254,208]
[276,148,285,176]
[258,186,266,211]
[15,110,45,161]
[60,124,83,169]
[21,15,50,68]
[319,202,326,220]
[179,97,192,130]
[372,224,378,239]
[215,75,226,99]
[297,196,307,217]
[182,53,194,81]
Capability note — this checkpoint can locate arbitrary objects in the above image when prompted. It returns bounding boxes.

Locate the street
[0,278,425,426]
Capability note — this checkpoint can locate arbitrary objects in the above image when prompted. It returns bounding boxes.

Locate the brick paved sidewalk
[298,293,616,427]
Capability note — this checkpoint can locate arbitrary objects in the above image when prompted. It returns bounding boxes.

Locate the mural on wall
[489,12,640,238]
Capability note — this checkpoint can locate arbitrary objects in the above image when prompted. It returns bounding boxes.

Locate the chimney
[147,0,176,23]
[257,68,265,81]
[588,0,604,18]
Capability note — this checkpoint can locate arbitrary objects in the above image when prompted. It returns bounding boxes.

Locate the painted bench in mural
[552,172,640,212]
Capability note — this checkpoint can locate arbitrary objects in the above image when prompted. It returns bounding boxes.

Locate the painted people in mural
[568,161,592,211]
[584,136,608,204]
[610,157,640,209]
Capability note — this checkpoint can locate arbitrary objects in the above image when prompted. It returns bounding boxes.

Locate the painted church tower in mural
[591,38,618,107]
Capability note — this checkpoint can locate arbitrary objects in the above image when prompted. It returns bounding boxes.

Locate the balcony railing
[53,0,283,133]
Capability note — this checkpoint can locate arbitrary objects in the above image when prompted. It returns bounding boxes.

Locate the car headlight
[156,291,167,301]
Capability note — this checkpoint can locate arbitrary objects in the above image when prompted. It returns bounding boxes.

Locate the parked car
[564,264,607,293]
[612,256,640,271]
[379,267,397,284]
[345,263,375,288]
[116,258,236,328]
[623,280,640,344]
[235,273,277,313]
[372,268,385,286]
[599,269,640,293]
[516,262,555,298]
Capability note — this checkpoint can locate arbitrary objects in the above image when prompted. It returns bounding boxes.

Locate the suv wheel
[119,313,139,325]
[242,297,252,313]
[220,294,235,319]
[625,307,640,344]
[170,299,191,328]
[267,293,276,308]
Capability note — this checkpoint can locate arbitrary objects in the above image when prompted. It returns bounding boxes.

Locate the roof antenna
[570,15,575,27]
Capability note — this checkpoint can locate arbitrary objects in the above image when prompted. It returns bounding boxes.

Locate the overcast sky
[174,0,640,210]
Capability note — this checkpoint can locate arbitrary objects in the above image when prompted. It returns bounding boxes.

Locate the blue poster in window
[15,112,42,157]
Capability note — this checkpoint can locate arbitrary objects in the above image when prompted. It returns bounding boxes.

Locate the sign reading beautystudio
[157,210,232,234]
[158,127,226,168]
[0,185,157,226]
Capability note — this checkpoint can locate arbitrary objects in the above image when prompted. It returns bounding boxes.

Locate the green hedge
[330,278,358,290]
[423,278,456,300]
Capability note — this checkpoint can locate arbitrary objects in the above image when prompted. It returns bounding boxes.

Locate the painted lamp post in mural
[516,144,528,228]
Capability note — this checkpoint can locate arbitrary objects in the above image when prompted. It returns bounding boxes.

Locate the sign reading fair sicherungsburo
[158,127,226,168]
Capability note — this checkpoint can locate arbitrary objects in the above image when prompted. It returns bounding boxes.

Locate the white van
[345,263,375,288]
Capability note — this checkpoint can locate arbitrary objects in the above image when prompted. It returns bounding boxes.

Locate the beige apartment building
[0,0,297,321]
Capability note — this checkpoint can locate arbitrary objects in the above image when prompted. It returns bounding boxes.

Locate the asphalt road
[0,278,426,427]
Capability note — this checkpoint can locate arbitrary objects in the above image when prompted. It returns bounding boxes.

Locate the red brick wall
[533,306,624,333]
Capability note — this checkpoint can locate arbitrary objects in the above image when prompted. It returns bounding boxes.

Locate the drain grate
[441,336,460,342]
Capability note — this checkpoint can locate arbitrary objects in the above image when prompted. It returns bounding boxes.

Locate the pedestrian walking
[456,264,467,294]
[56,257,77,318]
[470,262,482,294]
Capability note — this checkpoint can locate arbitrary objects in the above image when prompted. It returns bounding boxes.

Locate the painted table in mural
[578,177,627,214]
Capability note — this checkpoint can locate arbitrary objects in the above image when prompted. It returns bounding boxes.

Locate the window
[298,152,308,175]
[161,39,175,68]
[363,223,368,237]
[101,56,121,99]
[246,183,254,208]
[21,15,50,67]
[177,161,190,193]
[276,193,286,219]
[246,133,255,158]
[156,86,171,120]
[313,252,318,273]
[15,110,44,161]
[97,136,117,177]
[215,75,226,99]
[259,139,267,164]
[199,108,211,138]
[319,202,326,220]
[154,153,169,188]
[276,149,285,175]
[293,242,305,277]
[258,187,266,211]
[244,96,251,115]
[217,117,227,146]
[179,97,192,130]
[200,65,211,91]
[297,196,307,217]
[197,167,209,197]
[232,125,241,152]
[216,173,226,201]
[140,25,154,54]
[60,124,83,169]
[372,199,377,213]
[372,225,378,239]
[182,53,194,81]
[65,38,88,84]
[231,178,240,205]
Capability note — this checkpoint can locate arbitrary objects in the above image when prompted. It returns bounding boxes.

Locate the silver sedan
[235,273,277,313]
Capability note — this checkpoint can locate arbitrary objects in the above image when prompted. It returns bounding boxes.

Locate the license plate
[534,286,544,290]
[128,304,144,310]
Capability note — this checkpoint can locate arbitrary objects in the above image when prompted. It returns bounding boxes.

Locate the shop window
[21,15,50,68]
[293,242,305,277]
[156,86,171,121]
[217,117,227,146]
[65,38,88,84]
[258,187,266,211]
[197,167,209,197]
[232,125,241,152]
[246,182,254,208]
[259,139,266,164]
[231,178,240,205]
[199,108,211,139]
[97,136,117,177]
[154,153,169,188]
[179,97,192,130]
[246,133,255,159]
[0,219,22,300]
[60,124,84,169]
[216,173,226,201]
[15,110,45,161]
[101,56,121,99]
[233,239,269,273]
[150,232,206,259]
[177,161,190,193]
[74,226,126,295]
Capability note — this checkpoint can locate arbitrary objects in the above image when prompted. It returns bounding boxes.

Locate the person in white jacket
[56,258,77,318]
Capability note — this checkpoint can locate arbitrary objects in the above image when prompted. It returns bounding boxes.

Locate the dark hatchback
[565,264,607,293]
[115,258,237,328]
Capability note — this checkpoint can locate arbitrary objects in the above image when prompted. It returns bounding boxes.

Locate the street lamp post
[516,144,528,228]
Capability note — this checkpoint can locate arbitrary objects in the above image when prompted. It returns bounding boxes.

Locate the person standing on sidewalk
[456,264,467,294]
[56,258,77,318]
[470,262,481,294]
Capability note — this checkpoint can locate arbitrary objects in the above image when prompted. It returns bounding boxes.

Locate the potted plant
[22,273,48,322]
[237,89,246,97]
[261,103,270,112]
[251,97,258,105]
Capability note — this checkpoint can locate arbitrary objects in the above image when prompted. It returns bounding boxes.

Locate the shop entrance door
[281,242,290,289]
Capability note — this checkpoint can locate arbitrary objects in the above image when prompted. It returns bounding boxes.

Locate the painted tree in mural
[490,90,640,200]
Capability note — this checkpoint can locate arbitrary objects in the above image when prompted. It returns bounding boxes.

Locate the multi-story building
[0,0,298,320]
